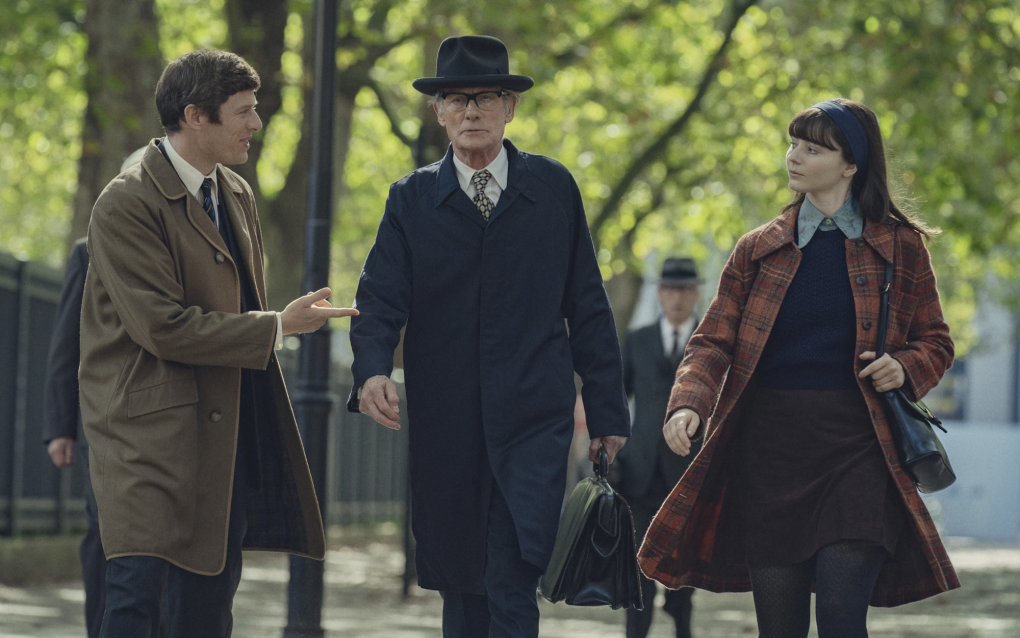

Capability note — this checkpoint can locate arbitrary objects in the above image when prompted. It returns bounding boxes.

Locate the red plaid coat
[637,206,959,606]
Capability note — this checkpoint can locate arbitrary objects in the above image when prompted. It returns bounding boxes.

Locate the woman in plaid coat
[637,99,958,637]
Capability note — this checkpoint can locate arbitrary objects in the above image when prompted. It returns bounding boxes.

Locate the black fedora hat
[659,257,701,287]
[412,35,534,95]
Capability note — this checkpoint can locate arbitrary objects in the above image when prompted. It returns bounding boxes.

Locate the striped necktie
[200,178,218,230]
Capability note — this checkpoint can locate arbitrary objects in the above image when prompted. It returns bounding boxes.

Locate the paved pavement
[2,538,1018,637]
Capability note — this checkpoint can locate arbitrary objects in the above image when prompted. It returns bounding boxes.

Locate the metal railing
[0,251,88,535]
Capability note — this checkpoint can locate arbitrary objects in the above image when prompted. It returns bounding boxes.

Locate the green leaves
[2,0,1019,355]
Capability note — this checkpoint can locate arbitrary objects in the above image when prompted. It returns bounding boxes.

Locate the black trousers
[79,445,108,638]
[441,484,543,638]
[99,441,249,638]
[625,485,694,638]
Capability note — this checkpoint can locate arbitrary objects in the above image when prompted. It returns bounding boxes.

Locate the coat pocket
[127,377,199,418]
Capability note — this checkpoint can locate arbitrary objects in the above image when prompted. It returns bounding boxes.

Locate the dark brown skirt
[740,387,906,568]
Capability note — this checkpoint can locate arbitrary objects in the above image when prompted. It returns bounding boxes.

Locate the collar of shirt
[163,136,220,214]
[452,145,508,207]
[797,195,863,248]
[660,315,696,356]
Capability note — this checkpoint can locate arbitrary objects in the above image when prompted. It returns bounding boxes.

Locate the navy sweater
[756,229,859,390]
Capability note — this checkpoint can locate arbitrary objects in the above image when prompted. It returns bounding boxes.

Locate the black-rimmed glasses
[440,90,505,112]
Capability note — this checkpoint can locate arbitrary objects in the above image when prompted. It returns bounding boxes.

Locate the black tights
[748,541,887,638]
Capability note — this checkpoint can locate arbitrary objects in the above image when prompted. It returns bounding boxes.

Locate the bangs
[788,108,845,151]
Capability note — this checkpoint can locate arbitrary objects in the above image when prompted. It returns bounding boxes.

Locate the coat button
[856,238,866,247]
[209,410,223,422]
[215,252,225,264]
[862,320,872,330]
[856,276,867,285]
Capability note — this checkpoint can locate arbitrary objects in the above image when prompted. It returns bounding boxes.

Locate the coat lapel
[487,140,536,225]
[861,219,895,263]
[751,206,798,261]
[434,147,488,228]
[432,140,537,227]
[217,168,263,310]
[143,140,230,256]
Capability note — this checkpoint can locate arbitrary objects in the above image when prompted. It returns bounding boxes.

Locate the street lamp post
[283,0,338,636]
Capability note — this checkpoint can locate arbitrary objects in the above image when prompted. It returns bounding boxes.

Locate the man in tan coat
[79,49,356,637]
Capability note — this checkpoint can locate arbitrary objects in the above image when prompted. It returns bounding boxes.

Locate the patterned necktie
[200,178,218,230]
[471,170,495,220]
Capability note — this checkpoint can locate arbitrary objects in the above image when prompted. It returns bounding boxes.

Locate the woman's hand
[858,351,905,392]
[663,409,701,456]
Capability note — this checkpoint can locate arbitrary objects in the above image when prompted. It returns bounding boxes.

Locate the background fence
[0,249,410,538]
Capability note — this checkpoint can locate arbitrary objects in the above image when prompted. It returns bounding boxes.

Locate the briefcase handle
[593,444,608,480]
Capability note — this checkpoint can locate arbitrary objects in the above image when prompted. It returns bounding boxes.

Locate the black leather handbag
[539,446,643,610]
[876,226,956,494]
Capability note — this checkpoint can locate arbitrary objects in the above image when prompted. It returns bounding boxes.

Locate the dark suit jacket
[616,319,701,499]
[42,238,88,447]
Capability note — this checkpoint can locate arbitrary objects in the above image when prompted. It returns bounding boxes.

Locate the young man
[79,49,356,637]
[350,36,629,637]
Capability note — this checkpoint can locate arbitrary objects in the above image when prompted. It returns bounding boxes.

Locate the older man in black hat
[348,35,630,637]
[615,257,702,638]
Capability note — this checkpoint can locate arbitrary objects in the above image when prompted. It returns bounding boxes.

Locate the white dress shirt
[660,315,696,360]
[162,137,283,350]
[163,136,221,229]
[451,145,509,208]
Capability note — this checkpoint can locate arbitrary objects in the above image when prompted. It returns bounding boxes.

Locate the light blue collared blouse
[797,196,864,248]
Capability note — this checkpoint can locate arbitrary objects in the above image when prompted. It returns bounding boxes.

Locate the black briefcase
[539,446,643,610]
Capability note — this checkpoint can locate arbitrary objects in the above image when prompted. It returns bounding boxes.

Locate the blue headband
[811,100,868,179]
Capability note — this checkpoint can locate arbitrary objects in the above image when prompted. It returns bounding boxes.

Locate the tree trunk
[223,0,293,309]
[69,0,163,250]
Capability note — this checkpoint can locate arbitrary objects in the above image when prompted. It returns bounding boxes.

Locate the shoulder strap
[875,225,897,358]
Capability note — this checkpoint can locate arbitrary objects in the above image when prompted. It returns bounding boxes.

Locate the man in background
[615,257,702,638]
[42,148,148,638]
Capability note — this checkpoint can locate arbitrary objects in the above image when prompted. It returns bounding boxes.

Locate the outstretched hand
[663,408,701,456]
[281,287,358,336]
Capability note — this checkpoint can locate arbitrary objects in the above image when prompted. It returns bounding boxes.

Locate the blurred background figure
[615,257,702,638]
[41,147,153,638]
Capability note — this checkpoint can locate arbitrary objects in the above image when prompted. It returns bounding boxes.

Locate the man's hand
[589,435,626,464]
[47,437,74,468]
[359,375,401,430]
[664,409,701,456]
[859,351,906,392]
[281,288,358,336]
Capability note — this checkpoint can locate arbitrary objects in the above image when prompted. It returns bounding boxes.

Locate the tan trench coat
[80,140,325,575]
[638,209,959,606]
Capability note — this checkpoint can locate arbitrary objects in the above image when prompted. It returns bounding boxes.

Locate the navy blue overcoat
[348,140,630,593]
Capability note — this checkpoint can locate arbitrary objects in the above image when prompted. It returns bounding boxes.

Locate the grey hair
[430,89,522,115]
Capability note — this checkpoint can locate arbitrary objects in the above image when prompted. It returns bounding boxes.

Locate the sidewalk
[2,539,1018,637]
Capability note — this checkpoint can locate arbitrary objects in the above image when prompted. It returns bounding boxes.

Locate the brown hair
[782,98,938,237]
[155,49,260,132]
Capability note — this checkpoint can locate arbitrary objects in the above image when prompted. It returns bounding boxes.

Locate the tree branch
[620,163,691,249]
[552,1,677,66]
[589,0,759,244]
[365,77,416,151]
